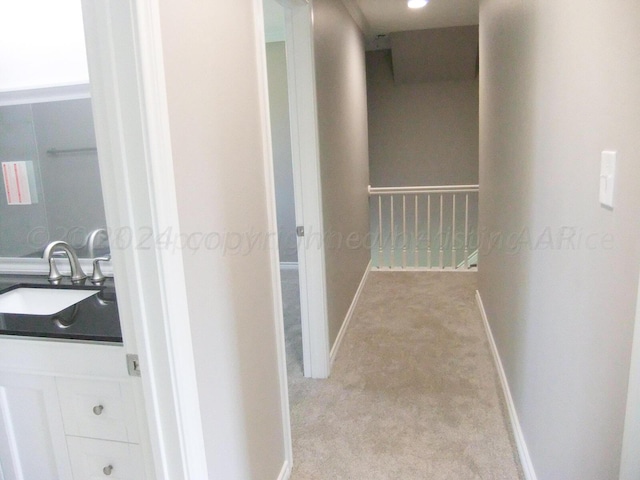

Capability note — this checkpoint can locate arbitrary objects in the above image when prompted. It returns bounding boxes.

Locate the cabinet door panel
[66,437,144,480]
[0,373,72,480]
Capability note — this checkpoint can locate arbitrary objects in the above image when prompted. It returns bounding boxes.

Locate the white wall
[266,42,297,263]
[366,49,478,187]
[312,0,371,346]
[156,0,286,477]
[479,0,640,478]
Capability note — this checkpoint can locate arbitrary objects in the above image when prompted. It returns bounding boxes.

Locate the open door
[277,0,331,379]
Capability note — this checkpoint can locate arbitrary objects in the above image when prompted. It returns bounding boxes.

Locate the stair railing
[369,184,479,270]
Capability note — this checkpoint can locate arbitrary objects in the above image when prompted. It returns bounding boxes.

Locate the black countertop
[0,275,122,343]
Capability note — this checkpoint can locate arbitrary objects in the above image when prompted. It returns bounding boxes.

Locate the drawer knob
[93,405,104,415]
[103,464,113,475]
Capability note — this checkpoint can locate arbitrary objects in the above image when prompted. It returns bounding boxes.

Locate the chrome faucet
[86,228,108,258]
[43,241,87,285]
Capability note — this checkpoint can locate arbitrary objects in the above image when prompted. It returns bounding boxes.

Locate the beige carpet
[281,268,304,378]
[281,270,523,480]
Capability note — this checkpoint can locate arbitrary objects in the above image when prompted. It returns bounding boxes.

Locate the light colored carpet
[281,270,523,480]
[281,268,304,378]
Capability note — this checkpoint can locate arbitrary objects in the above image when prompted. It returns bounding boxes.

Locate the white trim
[279,261,299,270]
[81,0,208,478]
[330,260,371,365]
[254,0,294,471]
[284,4,331,379]
[276,460,292,480]
[619,272,640,480]
[0,83,90,106]
[128,0,210,476]
[475,290,538,480]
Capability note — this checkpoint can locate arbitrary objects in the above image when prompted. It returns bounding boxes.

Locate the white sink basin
[0,288,100,316]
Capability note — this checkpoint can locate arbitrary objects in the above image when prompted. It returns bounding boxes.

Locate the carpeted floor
[281,268,304,379]
[280,269,523,480]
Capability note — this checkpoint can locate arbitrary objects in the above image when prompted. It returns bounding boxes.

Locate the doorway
[263,2,305,379]
[262,0,331,380]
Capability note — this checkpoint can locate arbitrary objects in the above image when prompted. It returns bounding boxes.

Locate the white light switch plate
[600,151,616,208]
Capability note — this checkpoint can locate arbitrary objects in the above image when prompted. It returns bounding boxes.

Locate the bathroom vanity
[0,2,155,477]
[0,275,152,479]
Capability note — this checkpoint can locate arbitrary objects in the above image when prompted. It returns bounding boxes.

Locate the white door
[280,0,331,379]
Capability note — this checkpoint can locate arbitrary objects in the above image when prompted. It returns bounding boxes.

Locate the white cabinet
[0,372,72,479]
[0,339,151,480]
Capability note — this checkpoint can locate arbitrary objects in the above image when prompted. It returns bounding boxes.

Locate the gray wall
[367,49,478,187]
[157,0,286,477]
[33,100,107,253]
[265,42,297,263]
[313,0,371,346]
[479,0,640,478]
[0,104,48,257]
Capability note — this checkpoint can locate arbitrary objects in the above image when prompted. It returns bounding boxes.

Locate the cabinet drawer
[66,436,144,480]
[56,378,139,443]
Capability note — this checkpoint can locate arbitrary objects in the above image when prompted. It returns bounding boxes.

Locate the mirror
[0,0,109,260]
[0,99,109,259]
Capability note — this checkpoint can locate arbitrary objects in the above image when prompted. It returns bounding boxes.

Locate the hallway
[283,270,523,479]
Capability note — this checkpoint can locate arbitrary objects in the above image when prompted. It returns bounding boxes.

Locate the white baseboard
[330,259,372,365]
[475,290,538,480]
[277,460,291,480]
[279,261,299,270]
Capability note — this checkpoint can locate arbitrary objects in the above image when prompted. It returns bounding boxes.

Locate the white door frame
[620,270,640,479]
[278,0,331,379]
[81,0,208,478]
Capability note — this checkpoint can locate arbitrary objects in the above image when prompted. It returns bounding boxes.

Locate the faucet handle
[48,257,63,284]
[91,256,111,285]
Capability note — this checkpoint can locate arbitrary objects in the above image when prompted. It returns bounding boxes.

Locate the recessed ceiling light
[408,0,428,8]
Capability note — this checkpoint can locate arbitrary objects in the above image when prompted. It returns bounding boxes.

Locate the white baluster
[378,195,383,267]
[402,195,407,268]
[427,194,431,268]
[414,195,419,267]
[464,194,469,269]
[452,194,457,269]
[390,195,395,268]
[439,194,444,268]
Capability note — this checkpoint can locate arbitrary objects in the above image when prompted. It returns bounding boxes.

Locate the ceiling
[262,0,479,50]
[352,0,478,35]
